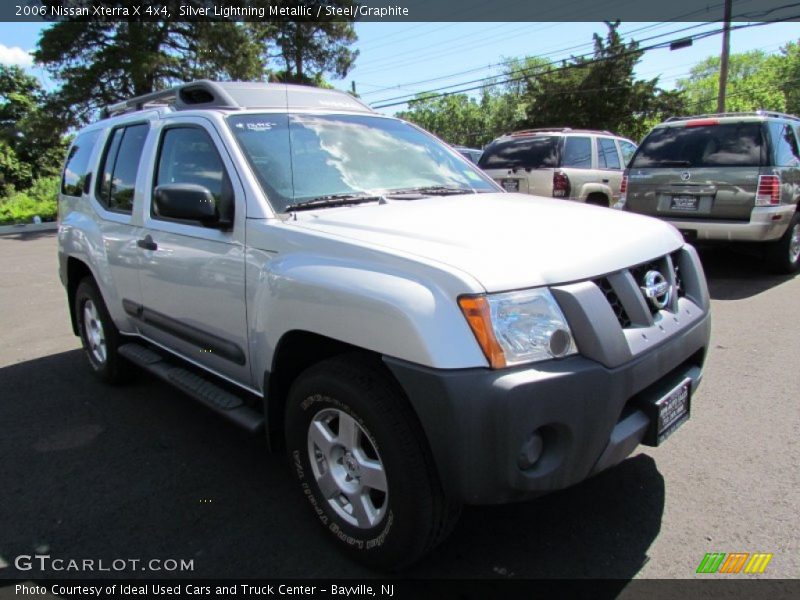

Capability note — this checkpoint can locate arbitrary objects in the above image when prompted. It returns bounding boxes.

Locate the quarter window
[61,130,99,197]
[597,138,621,169]
[619,140,637,166]
[771,122,800,167]
[97,123,149,213]
[561,137,592,169]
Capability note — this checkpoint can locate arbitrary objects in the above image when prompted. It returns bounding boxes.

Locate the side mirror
[153,183,219,225]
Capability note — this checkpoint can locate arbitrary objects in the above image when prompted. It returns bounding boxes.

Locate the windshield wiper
[385,185,477,196]
[285,193,384,212]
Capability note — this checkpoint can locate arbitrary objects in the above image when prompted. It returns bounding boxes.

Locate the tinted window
[631,123,765,168]
[61,130,99,197]
[562,136,592,168]
[619,140,637,166]
[597,138,621,169]
[154,127,232,222]
[770,122,800,167]
[97,124,148,213]
[478,136,559,170]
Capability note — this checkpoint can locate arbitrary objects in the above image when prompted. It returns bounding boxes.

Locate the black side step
[119,343,264,435]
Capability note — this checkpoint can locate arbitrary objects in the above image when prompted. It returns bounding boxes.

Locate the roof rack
[505,127,615,136]
[665,110,800,122]
[101,80,374,119]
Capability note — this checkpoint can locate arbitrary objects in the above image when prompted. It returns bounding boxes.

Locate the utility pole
[717,0,733,113]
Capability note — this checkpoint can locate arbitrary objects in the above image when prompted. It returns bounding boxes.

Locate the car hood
[291,193,683,292]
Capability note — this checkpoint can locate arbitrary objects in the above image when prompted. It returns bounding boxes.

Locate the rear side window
[561,136,592,168]
[619,140,637,166]
[631,123,765,168]
[478,136,559,170]
[597,138,621,169]
[97,123,149,213]
[769,122,800,167]
[61,130,99,197]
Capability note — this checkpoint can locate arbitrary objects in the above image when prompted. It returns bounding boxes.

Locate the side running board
[118,343,264,435]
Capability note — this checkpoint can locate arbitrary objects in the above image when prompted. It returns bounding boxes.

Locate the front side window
[597,138,621,169]
[61,130,99,197]
[228,113,497,213]
[153,126,233,223]
[561,137,592,168]
[97,123,148,213]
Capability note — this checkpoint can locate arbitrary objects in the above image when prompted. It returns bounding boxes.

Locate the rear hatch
[478,134,559,196]
[625,121,767,221]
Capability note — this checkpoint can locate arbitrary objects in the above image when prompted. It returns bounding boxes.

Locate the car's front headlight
[459,288,577,369]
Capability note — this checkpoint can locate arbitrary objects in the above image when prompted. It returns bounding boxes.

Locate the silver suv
[57,81,710,570]
[478,128,637,207]
[620,111,800,273]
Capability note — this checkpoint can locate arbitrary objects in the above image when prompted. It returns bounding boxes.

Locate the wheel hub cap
[82,300,107,364]
[307,408,388,529]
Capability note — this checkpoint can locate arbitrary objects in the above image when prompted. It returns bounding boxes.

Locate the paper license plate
[501,179,519,192]
[654,379,691,444]
[670,195,698,211]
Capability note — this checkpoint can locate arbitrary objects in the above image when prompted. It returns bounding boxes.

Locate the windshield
[631,123,766,168]
[227,113,497,212]
[478,136,559,170]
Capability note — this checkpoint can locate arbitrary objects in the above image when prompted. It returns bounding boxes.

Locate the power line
[371,18,798,110]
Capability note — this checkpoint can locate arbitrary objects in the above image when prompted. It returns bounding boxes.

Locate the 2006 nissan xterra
[58,81,711,569]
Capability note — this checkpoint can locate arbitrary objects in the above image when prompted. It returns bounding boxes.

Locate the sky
[1,19,798,116]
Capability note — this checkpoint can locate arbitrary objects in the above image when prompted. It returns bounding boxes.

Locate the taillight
[620,173,628,195]
[553,171,570,198]
[756,174,780,206]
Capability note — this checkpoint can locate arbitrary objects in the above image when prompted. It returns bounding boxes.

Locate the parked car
[618,111,800,273]
[478,128,638,207]
[453,145,482,164]
[58,81,710,570]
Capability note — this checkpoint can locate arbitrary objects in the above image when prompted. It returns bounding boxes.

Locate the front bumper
[661,205,794,242]
[384,310,710,505]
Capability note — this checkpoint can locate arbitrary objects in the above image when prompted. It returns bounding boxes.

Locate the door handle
[137,235,157,251]
[602,178,610,183]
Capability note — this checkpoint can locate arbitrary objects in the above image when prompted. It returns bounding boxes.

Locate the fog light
[518,431,544,470]
[549,329,572,357]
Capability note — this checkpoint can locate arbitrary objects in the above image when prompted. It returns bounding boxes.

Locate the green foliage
[0,176,59,225]
[521,22,685,141]
[0,65,67,195]
[676,50,788,114]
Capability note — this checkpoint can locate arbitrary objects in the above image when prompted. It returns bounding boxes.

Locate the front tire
[285,354,460,570]
[74,277,131,384]
[766,211,800,274]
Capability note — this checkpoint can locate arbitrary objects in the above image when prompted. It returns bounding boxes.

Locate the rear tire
[74,277,132,384]
[585,193,609,207]
[766,211,800,274]
[285,354,460,571]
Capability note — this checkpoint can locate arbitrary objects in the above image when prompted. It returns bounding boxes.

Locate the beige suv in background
[478,128,637,207]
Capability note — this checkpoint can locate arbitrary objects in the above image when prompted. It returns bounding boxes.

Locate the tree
[260,3,358,85]
[0,65,66,195]
[676,50,787,114]
[34,2,268,125]
[397,93,485,146]
[522,22,684,141]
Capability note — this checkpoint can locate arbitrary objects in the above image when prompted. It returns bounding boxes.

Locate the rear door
[626,122,766,221]
[596,136,624,197]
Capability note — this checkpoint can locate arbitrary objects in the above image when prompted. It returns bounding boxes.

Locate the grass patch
[0,177,59,225]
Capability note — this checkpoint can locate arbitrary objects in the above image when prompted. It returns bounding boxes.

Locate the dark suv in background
[620,111,800,273]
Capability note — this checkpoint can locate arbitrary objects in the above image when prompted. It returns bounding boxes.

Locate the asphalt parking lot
[0,231,797,581]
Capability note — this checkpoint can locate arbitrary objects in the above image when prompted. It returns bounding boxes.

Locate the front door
[136,118,251,387]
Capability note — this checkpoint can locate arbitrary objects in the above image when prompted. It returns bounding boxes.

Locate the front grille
[594,250,687,329]
[596,277,631,328]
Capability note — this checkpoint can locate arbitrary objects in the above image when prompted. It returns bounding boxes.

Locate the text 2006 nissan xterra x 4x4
[58,81,710,569]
